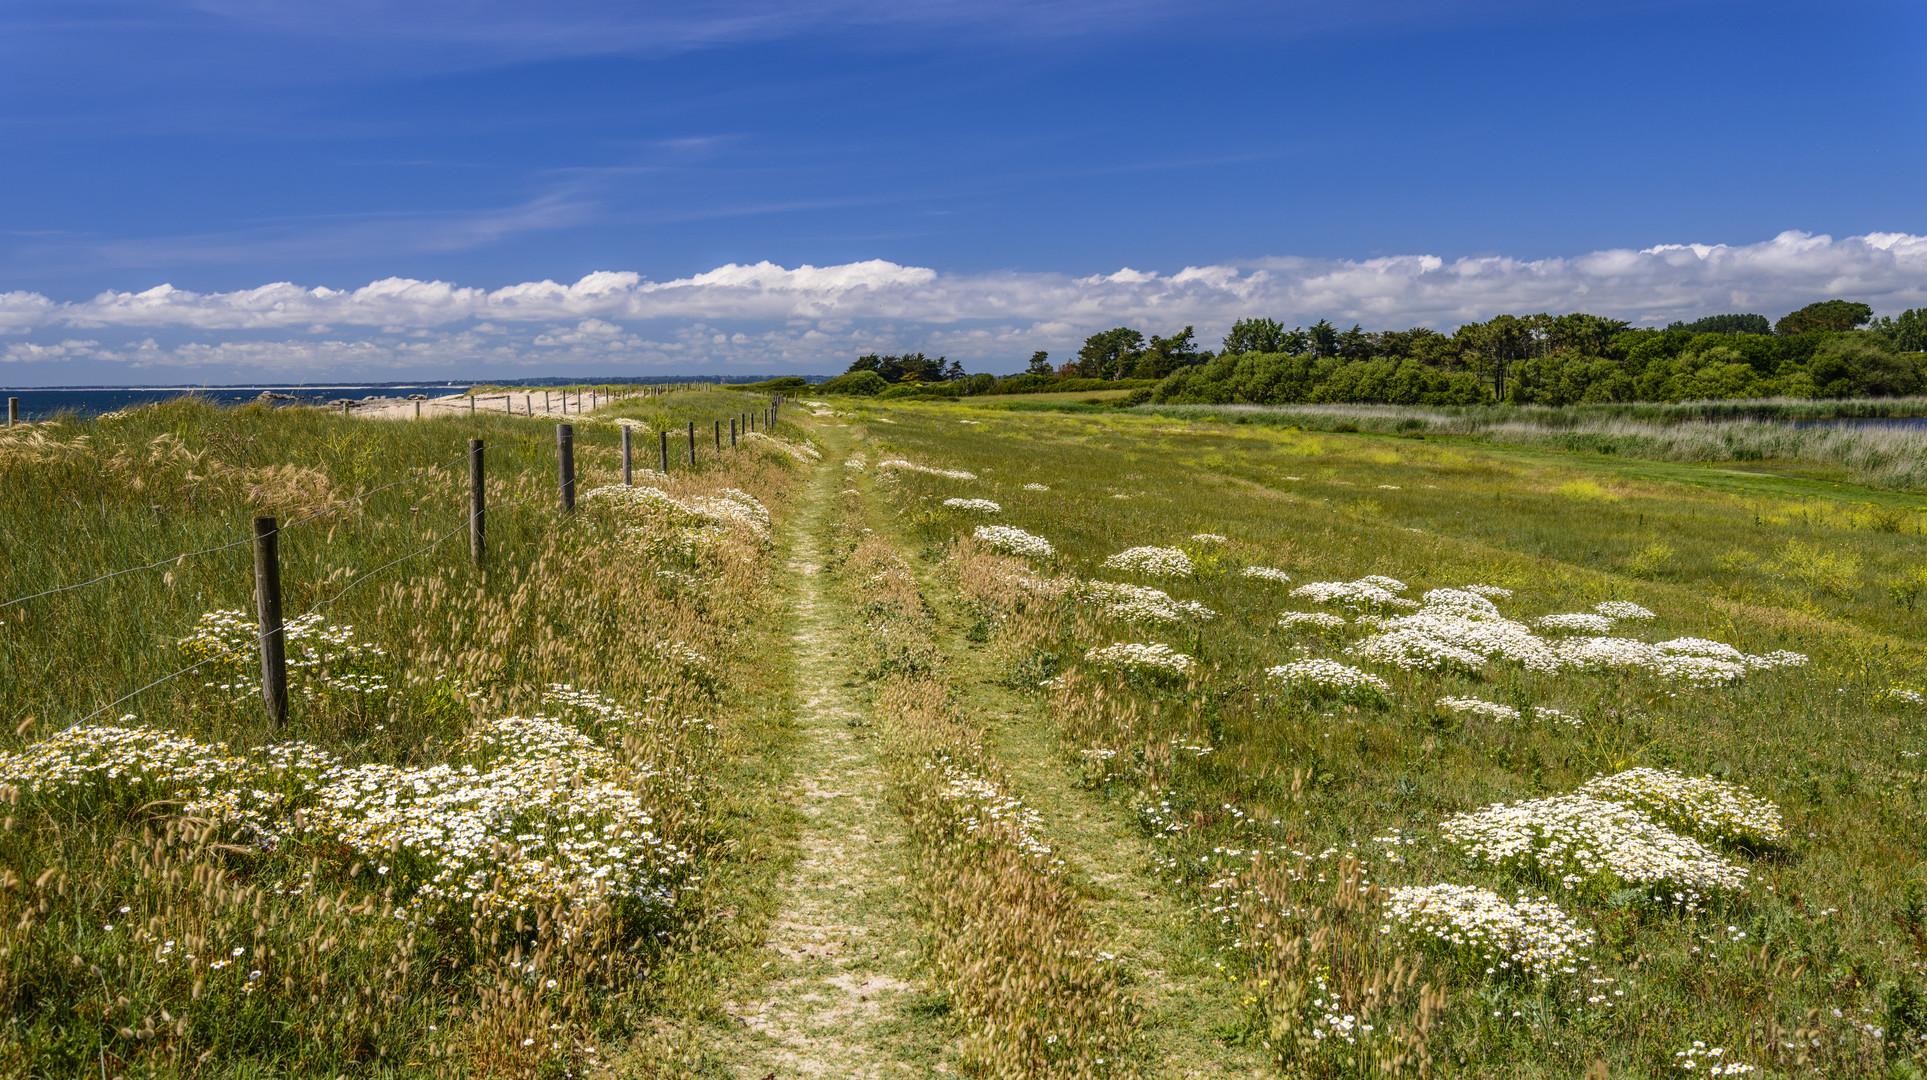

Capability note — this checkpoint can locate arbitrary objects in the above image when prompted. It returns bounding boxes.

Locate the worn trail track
[717,436,932,1078]
[717,425,1262,1078]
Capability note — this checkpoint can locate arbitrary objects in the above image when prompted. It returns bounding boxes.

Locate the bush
[738,376,810,393]
[878,382,962,400]
[818,370,891,396]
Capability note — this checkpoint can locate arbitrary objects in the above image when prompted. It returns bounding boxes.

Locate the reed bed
[1142,400,1927,491]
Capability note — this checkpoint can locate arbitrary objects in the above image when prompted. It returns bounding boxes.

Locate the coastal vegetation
[2,389,1924,1076]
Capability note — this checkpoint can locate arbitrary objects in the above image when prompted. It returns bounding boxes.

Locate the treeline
[814,299,1927,405]
[1160,300,1927,406]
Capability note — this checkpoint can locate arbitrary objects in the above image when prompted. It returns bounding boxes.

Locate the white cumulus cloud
[4,230,1926,380]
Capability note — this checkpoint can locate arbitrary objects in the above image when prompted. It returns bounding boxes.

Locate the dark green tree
[1130,327,1207,379]
[1667,313,1772,335]
[1075,327,1146,380]
[1307,319,1338,358]
[1025,350,1054,376]
[1221,318,1288,356]
[1776,299,1873,335]
[1869,309,1927,352]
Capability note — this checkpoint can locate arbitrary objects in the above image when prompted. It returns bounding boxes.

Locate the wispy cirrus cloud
[4,229,1925,381]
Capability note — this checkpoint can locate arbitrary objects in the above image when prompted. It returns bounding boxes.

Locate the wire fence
[4,390,799,730]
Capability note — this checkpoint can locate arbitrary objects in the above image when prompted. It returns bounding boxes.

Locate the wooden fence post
[469,395,475,415]
[469,439,486,561]
[730,417,737,447]
[544,390,550,413]
[659,429,669,473]
[622,425,633,486]
[714,419,721,450]
[557,424,575,513]
[414,400,422,419]
[6,397,14,427]
[687,421,696,465]
[252,516,288,727]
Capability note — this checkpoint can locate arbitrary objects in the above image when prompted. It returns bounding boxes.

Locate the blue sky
[2,0,1924,383]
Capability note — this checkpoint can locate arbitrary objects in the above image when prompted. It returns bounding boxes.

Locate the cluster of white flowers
[1078,581,1216,624]
[5,696,692,914]
[1382,884,1593,980]
[583,484,770,540]
[1884,688,1926,705]
[1191,533,1228,544]
[843,455,866,470]
[1085,642,1197,677]
[1436,696,1520,722]
[1537,613,1617,634]
[1435,697,1579,727]
[1441,794,1748,895]
[941,497,1002,513]
[1674,1043,1756,1076]
[877,458,976,481]
[1290,579,1420,611]
[309,715,689,912]
[742,431,821,461]
[1562,637,1806,685]
[1278,612,1347,631]
[1265,659,1390,703]
[0,720,245,797]
[181,609,391,701]
[1101,546,1195,577]
[973,525,1054,558]
[1342,589,1803,684]
[1576,768,1786,848]
[1595,600,1656,620]
[929,759,1055,861]
[1464,584,1514,598]
[1240,566,1293,584]
[1022,482,1050,491]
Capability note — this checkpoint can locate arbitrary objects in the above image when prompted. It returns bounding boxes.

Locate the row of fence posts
[247,392,789,725]
[2,384,758,429]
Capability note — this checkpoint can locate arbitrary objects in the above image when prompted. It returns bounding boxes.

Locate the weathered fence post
[544,390,551,413]
[557,424,575,513]
[659,429,669,473]
[714,419,721,450]
[469,395,475,415]
[622,425,633,486]
[414,400,422,419]
[6,397,15,427]
[252,516,288,727]
[730,417,737,447]
[469,439,486,561]
[688,421,696,465]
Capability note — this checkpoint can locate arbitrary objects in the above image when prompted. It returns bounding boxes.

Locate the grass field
[3,392,1924,1077]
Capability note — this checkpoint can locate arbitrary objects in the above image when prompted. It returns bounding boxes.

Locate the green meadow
[1,391,1923,1077]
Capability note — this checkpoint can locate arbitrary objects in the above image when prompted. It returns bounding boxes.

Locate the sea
[0,378,799,422]
[0,385,466,422]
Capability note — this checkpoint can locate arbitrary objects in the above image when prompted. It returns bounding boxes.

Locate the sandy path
[347,388,651,421]
[715,440,930,1079]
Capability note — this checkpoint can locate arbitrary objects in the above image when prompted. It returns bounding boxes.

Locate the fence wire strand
[0,435,556,614]
[69,489,547,728]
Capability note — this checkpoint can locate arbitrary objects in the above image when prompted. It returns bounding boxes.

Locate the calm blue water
[0,386,462,421]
